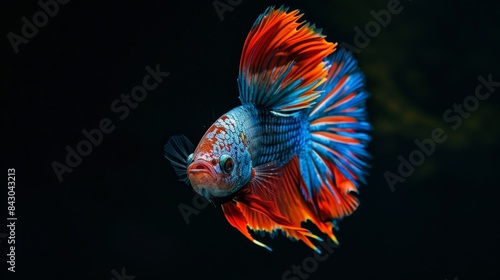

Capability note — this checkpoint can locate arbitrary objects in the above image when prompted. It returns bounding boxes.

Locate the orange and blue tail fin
[300,49,371,220]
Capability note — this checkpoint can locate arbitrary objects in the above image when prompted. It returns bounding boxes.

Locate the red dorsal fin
[238,6,336,112]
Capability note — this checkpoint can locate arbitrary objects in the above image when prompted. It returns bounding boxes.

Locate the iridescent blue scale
[255,109,307,166]
[223,105,308,168]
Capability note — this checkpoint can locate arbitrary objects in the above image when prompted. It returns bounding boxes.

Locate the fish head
[186,115,252,201]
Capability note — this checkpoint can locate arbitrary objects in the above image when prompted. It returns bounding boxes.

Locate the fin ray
[223,157,340,252]
[164,135,194,184]
[238,6,336,112]
[298,49,371,220]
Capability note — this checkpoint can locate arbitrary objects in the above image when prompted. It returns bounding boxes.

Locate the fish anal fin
[221,202,272,251]
[233,157,340,252]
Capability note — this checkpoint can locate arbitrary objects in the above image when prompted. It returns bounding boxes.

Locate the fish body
[165,6,371,252]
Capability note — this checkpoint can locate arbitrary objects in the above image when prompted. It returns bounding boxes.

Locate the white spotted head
[186,115,252,201]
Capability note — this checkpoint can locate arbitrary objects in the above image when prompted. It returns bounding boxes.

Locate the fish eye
[187,153,193,164]
[219,154,234,174]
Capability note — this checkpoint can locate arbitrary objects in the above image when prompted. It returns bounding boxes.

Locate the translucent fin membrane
[164,135,194,184]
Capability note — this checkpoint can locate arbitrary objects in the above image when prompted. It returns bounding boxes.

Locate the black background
[3,0,500,279]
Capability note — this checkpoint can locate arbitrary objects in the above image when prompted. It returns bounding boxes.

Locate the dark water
[3,0,499,279]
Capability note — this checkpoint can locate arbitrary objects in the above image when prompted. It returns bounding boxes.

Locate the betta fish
[164,6,371,253]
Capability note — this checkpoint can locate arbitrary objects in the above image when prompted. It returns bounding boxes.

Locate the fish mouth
[187,159,240,201]
[187,160,217,182]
